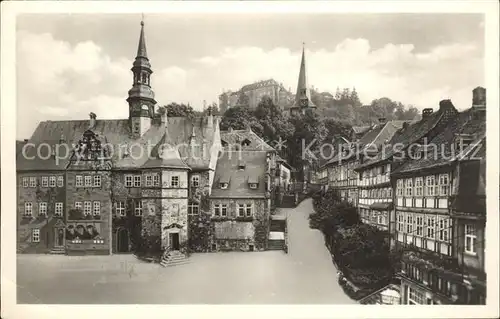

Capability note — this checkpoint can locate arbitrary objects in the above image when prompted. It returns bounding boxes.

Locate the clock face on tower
[300,99,308,107]
[141,104,149,110]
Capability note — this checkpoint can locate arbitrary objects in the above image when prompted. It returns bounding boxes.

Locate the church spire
[294,42,315,110]
[127,18,156,138]
[137,19,148,58]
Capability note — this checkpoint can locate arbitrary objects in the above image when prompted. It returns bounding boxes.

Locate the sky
[16,13,485,139]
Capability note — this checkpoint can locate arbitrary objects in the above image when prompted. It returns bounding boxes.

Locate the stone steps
[49,247,66,255]
[160,251,190,267]
[268,239,285,251]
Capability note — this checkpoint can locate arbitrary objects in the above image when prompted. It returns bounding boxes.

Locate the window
[438,217,450,242]
[408,287,425,305]
[145,174,153,187]
[76,175,83,187]
[32,229,40,243]
[221,204,228,217]
[24,202,33,216]
[214,204,221,216]
[191,175,200,187]
[238,204,245,217]
[388,187,392,198]
[465,224,477,254]
[42,176,49,188]
[39,202,47,216]
[249,183,258,189]
[84,201,92,215]
[415,177,423,196]
[171,176,179,188]
[55,202,63,216]
[22,177,29,188]
[94,175,101,187]
[91,201,100,216]
[188,202,199,216]
[245,203,252,217]
[115,201,126,216]
[220,182,228,189]
[134,200,143,216]
[75,202,82,211]
[397,180,404,196]
[125,175,133,187]
[439,174,449,196]
[49,176,56,187]
[57,176,64,187]
[426,216,435,239]
[398,213,405,232]
[29,177,36,187]
[426,176,435,196]
[405,178,413,196]
[406,213,413,233]
[134,175,141,187]
[416,215,423,236]
[84,176,92,187]
[153,174,160,186]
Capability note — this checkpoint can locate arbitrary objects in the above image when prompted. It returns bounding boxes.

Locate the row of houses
[16,20,292,258]
[316,87,487,304]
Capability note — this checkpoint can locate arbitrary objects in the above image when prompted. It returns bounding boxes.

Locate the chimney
[378,117,387,125]
[472,87,486,108]
[89,112,97,129]
[228,126,233,133]
[203,100,207,111]
[439,99,454,111]
[161,111,168,128]
[422,108,433,119]
[246,124,252,133]
[402,122,409,130]
[207,107,213,129]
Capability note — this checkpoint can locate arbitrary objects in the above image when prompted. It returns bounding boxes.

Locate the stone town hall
[16,21,288,257]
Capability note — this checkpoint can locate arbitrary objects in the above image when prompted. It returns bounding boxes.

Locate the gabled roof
[211,150,268,199]
[393,109,486,174]
[17,116,219,171]
[356,110,444,171]
[220,129,275,152]
[323,120,407,167]
[240,79,280,92]
[352,126,370,135]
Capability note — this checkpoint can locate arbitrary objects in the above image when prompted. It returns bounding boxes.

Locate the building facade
[218,79,293,112]
[16,20,285,256]
[391,88,486,305]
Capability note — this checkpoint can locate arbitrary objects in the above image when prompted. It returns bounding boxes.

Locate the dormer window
[238,162,246,170]
[248,176,259,189]
[220,183,229,189]
[454,134,474,153]
[241,139,251,147]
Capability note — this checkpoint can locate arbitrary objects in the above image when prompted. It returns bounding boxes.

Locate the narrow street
[17,198,355,304]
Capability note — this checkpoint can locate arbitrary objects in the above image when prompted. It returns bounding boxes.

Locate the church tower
[291,43,315,114]
[127,19,156,138]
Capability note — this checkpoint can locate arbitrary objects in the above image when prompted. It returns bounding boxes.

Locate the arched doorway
[117,228,129,253]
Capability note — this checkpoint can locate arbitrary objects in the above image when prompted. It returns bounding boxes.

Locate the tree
[220,105,263,133]
[254,96,295,143]
[236,91,250,108]
[350,87,362,108]
[203,102,220,116]
[158,103,195,117]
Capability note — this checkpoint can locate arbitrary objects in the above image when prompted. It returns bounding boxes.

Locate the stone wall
[208,198,269,251]
[17,171,66,253]
[66,170,112,254]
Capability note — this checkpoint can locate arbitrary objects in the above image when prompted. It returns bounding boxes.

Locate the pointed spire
[294,42,315,109]
[137,18,148,58]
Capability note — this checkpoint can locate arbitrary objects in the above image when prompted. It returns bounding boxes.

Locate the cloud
[17,30,483,139]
